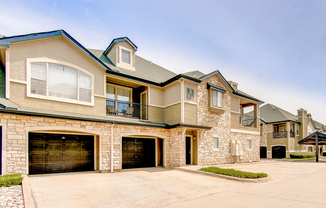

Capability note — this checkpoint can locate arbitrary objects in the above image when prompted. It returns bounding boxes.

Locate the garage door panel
[122,137,155,169]
[29,133,94,174]
[29,164,46,174]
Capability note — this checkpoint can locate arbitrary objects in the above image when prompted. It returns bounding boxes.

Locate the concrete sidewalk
[23,161,326,208]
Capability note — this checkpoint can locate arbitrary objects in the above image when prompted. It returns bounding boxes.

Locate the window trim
[208,88,225,114]
[117,46,135,71]
[247,139,252,150]
[106,83,133,101]
[213,137,219,149]
[26,58,94,106]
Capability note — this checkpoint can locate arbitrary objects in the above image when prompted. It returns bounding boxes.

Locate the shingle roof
[103,37,138,55]
[233,89,264,103]
[0,30,111,71]
[182,70,206,79]
[260,103,299,123]
[88,49,177,83]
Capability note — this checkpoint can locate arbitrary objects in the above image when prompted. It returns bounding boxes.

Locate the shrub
[289,152,315,158]
[0,174,23,187]
[200,167,268,179]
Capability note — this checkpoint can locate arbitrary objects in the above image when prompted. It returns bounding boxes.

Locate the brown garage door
[29,133,94,174]
[122,137,155,169]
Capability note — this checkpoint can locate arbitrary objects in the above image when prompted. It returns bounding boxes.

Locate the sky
[1,0,326,124]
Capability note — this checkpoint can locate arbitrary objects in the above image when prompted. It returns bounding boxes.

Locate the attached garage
[272,146,286,158]
[122,137,161,169]
[29,133,95,174]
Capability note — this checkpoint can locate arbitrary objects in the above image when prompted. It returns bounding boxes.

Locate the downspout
[111,123,114,173]
[178,79,184,123]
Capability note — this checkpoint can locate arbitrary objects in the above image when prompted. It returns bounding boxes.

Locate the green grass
[0,174,23,187]
[290,152,315,158]
[200,167,268,179]
[277,158,315,161]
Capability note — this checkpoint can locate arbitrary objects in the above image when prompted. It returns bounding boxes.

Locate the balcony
[273,131,287,139]
[239,114,256,127]
[273,130,295,139]
[106,99,148,120]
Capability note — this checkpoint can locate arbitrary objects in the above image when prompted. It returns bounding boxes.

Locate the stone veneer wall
[0,113,185,175]
[197,75,260,165]
[260,122,267,147]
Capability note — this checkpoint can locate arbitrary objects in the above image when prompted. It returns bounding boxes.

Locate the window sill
[209,106,225,114]
[27,93,94,106]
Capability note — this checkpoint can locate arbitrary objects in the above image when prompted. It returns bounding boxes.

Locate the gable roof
[103,37,138,55]
[182,70,206,79]
[0,30,112,71]
[260,103,299,124]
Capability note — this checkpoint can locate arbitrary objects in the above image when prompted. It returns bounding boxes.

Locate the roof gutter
[106,70,202,87]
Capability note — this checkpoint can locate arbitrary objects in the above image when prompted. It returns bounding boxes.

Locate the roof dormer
[104,37,137,71]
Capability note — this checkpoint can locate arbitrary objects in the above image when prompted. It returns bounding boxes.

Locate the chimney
[228,81,238,90]
[297,108,307,140]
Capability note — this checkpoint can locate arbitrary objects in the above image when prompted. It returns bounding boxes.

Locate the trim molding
[10,79,27,85]
[231,128,260,135]
[5,49,10,99]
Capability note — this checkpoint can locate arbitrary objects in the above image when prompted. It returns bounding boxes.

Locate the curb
[173,167,272,183]
[22,175,37,208]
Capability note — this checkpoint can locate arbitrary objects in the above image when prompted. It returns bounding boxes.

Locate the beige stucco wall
[150,87,163,106]
[7,36,108,116]
[10,82,107,117]
[163,82,180,106]
[230,96,239,112]
[9,36,105,96]
[164,103,181,125]
[184,103,197,125]
[148,106,164,123]
[231,112,240,129]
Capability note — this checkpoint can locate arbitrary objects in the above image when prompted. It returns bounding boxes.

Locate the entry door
[140,91,147,120]
[186,136,191,164]
[260,147,267,158]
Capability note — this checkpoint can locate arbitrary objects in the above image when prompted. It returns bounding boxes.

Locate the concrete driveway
[25,161,326,208]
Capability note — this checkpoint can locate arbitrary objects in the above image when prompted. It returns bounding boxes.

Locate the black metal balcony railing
[239,114,256,127]
[273,131,287,139]
[106,98,148,120]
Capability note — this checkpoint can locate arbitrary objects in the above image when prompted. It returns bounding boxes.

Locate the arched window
[30,62,92,103]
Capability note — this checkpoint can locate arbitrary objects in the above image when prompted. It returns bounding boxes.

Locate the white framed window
[295,124,299,136]
[247,140,251,149]
[27,58,94,106]
[121,49,131,64]
[117,46,135,71]
[106,84,132,102]
[213,137,219,149]
[212,90,223,107]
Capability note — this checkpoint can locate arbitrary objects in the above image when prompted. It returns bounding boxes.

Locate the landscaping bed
[200,167,268,179]
[0,174,23,187]
[290,152,315,158]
